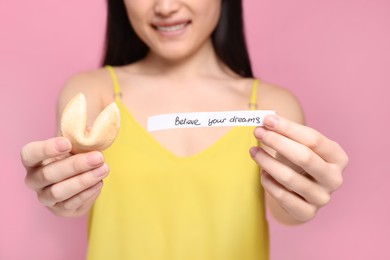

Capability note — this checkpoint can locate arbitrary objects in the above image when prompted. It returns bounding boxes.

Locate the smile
[156,23,187,32]
[153,22,191,33]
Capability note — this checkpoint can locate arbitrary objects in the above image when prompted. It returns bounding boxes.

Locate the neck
[139,40,232,81]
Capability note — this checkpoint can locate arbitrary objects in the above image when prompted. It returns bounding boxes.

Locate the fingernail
[265,115,279,128]
[91,181,103,190]
[87,152,104,166]
[92,164,108,178]
[249,146,260,158]
[55,138,70,152]
[254,127,267,139]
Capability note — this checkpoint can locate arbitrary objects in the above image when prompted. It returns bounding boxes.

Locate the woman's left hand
[250,114,349,223]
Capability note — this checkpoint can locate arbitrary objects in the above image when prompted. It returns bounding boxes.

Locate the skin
[21,0,348,223]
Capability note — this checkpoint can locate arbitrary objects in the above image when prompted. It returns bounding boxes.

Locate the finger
[21,137,71,168]
[254,128,338,187]
[252,147,331,207]
[38,164,108,207]
[56,181,103,211]
[259,114,348,167]
[27,151,105,191]
[261,171,317,222]
[50,183,102,218]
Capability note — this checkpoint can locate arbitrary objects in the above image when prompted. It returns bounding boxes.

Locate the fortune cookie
[60,93,120,153]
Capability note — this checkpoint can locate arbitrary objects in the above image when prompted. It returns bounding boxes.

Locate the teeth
[156,23,187,32]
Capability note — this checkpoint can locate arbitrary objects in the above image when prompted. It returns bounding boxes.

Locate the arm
[250,86,349,225]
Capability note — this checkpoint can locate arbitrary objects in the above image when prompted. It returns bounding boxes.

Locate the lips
[152,20,191,33]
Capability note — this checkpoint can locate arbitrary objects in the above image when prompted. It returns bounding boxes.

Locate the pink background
[1,0,389,259]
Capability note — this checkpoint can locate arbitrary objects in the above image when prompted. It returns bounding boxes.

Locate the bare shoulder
[57,67,114,128]
[257,82,305,125]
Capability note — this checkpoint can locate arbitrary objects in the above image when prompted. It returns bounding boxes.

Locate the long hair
[102,0,253,77]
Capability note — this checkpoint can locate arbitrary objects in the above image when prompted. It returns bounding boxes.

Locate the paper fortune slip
[147,110,276,132]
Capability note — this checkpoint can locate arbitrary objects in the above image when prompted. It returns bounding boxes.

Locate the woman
[21,0,348,259]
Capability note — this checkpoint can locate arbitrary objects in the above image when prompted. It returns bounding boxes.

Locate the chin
[154,46,197,62]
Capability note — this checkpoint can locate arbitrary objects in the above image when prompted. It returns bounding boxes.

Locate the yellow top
[87,66,269,260]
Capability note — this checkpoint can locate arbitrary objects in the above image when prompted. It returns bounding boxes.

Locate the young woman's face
[124,0,222,61]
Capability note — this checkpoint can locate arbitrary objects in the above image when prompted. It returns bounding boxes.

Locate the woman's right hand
[21,137,109,218]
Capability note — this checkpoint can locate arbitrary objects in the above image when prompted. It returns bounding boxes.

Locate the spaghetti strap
[249,79,259,110]
[105,65,122,101]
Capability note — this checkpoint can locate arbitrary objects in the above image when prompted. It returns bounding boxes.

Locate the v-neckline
[117,101,242,162]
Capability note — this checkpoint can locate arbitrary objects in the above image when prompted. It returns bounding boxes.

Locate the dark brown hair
[103,0,253,77]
